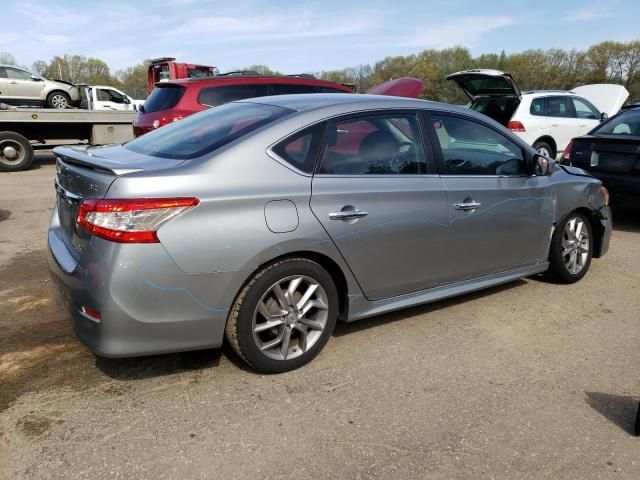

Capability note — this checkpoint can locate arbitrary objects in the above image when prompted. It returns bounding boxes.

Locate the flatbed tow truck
[0,104,135,172]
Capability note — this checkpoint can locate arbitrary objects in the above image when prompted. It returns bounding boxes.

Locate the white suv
[447,69,628,158]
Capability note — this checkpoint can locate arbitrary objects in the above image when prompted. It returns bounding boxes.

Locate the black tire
[46,91,71,109]
[547,212,593,283]
[0,131,34,172]
[533,140,555,159]
[225,258,339,373]
[635,401,640,436]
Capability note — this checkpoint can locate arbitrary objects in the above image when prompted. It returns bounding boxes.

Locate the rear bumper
[47,206,236,357]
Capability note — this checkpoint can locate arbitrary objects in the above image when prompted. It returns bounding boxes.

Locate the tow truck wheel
[47,91,71,109]
[0,132,34,172]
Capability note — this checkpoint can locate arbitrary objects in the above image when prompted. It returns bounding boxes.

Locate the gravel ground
[1,154,639,479]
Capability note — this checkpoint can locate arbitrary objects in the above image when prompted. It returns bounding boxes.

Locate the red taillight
[80,306,101,322]
[507,120,526,132]
[76,197,199,243]
[153,115,184,129]
[561,139,574,162]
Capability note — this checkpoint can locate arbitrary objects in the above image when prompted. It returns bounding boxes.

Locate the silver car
[0,65,80,109]
[48,94,612,372]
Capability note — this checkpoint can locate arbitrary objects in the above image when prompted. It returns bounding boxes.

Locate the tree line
[1,39,639,102]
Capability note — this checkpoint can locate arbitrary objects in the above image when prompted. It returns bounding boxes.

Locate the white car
[0,64,80,108]
[447,69,629,158]
[81,85,145,111]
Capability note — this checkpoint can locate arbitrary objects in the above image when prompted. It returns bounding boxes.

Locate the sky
[1,0,639,73]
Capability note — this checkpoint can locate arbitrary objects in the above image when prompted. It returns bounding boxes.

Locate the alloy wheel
[51,94,68,109]
[562,217,590,275]
[252,275,329,361]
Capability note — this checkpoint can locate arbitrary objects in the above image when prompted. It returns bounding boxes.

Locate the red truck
[147,57,218,94]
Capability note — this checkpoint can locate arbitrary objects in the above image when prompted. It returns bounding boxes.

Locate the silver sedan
[48,94,612,372]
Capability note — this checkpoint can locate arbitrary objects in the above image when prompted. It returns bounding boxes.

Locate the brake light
[507,120,526,132]
[152,115,184,129]
[600,186,610,206]
[561,139,574,162]
[76,198,199,243]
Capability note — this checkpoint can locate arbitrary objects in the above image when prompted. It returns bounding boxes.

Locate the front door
[571,96,601,138]
[428,112,553,282]
[94,88,129,110]
[309,112,450,300]
[5,67,43,102]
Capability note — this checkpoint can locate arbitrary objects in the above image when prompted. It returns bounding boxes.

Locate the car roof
[162,75,352,90]
[240,93,473,115]
[522,90,577,96]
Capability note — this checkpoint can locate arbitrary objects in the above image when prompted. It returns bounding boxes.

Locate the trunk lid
[53,144,184,255]
[446,69,521,100]
[570,134,640,175]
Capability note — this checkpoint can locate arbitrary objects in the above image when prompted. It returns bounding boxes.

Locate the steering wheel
[388,141,414,172]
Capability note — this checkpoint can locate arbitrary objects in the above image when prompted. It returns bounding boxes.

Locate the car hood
[559,164,593,178]
[570,84,629,117]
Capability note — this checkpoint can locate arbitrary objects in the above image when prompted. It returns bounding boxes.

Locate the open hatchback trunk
[446,69,521,126]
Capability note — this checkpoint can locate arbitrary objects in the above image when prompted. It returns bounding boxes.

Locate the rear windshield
[124,102,293,159]
[143,85,186,113]
[460,77,515,96]
[594,109,640,136]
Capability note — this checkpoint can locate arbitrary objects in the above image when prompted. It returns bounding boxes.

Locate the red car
[134,73,353,136]
[133,73,424,137]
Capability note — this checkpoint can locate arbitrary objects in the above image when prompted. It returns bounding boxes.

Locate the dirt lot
[1,154,639,479]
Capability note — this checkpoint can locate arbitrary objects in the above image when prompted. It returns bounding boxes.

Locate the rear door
[309,111,451,300]
[427,112,553,281]
[544,95,577,152]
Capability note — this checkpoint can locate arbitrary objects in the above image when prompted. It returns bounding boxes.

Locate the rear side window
[431,115,525,176]
[530,97,546,116]
[546,96,575,118]
[319,113,427,175]
[124,102,292,159]
[271,84,317,95]
[198,84,269,107]
[143,85,185,113]
[272,123,325,173]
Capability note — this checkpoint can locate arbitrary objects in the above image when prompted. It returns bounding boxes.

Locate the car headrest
[359,131,398,163]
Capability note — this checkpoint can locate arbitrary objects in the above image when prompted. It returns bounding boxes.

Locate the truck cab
[79,85,144,111]
[147,57,218,94]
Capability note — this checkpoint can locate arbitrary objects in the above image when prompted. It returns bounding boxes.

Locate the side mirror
[600,112,608,122]
[122,97,131,104]
[30,75,43,81]
[533,153,551,176]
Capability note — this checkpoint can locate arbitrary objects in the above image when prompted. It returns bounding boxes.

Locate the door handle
[551,123,559,127]
[454,201,482,211]
[9,81,18,85]
[329,209,368,220]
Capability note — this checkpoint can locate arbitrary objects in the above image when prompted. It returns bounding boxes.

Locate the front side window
[431,115,525,176]
[319,113,426,175]
[198,84,269,107]
[6,68,31,80]
[125,102,292,159]
[546,96,575,118]
[530,97,546,116]
[272,124,325,173]
[572,97,599,120]
[594,109,640,136]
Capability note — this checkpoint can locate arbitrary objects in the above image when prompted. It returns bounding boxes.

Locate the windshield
[125,102,293,159]
[594,108,640,136]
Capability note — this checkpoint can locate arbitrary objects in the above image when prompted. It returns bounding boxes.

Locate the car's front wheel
[46,91,71,109]
[225,258,339,373]
[548,212,593,283]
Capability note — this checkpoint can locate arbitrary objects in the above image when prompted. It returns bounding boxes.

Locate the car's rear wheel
[47,91,71,109]
[533,140,555,159]
[548,212,593,283]
[225,258,339,373]
[0,131,34,172]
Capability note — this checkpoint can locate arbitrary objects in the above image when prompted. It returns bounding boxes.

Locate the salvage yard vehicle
[0,64,81,109]
[147,57,217,94]
[134,72,354,136]
[561,105,640,198]
[79,85,145,111]
[0,105,135,171]
[446,69,629,158]
[48,94,612,373]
